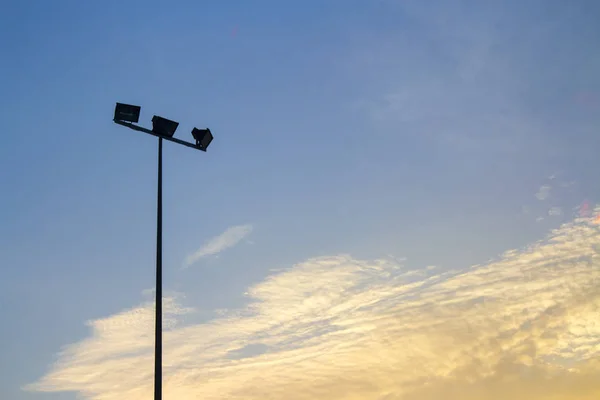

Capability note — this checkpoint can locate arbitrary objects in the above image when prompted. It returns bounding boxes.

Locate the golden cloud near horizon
[28,216,600,399]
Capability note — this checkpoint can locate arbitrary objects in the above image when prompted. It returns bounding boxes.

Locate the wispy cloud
[27,211,600,399]
[548,206,562,216]
[348,1,589,158]
[183,224,253,267]
[536,185,551,201]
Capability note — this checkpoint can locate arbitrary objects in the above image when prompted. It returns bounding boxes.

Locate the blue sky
[1,1,600,399]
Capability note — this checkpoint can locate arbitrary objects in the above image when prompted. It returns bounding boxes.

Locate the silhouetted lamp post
[112,102,213,400]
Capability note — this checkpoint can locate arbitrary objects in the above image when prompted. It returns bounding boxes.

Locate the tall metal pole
[154,137,163,400]
[114,104,213,400]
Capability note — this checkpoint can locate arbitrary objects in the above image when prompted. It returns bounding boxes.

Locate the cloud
[536,185,551,201]
[548,207,562,216]
[183,224,253,267]
[348,1,593,159]
[26,211,600,399]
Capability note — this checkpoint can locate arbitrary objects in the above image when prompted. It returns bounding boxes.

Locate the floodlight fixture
[114,103,141,123]
[191,128,213,151]
[152,115,179,138]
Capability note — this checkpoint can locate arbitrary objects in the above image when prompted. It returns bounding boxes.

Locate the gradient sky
[1,1,600,399]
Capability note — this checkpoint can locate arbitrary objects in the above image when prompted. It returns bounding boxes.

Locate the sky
[0,0,599,399]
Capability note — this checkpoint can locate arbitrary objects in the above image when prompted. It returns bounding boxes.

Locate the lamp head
[114,103,141,123]
[151,115,179,138]
[191,128,213,151]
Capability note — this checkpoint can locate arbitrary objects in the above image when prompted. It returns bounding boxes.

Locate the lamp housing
[191,128,213,150]
[114,103,141,123]
[152,115,179,138]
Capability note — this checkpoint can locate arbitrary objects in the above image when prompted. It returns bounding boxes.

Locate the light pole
[112,103,214,400]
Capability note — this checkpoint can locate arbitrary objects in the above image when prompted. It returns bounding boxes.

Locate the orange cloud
[27,218,600,399]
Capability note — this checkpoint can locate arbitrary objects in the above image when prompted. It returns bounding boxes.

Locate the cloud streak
[536,185,551,201]
[183,224,253,267]
[27,211,600,399]
[349,0,592,160]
